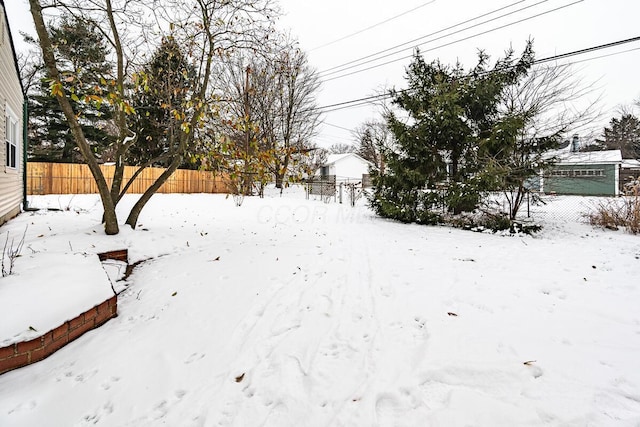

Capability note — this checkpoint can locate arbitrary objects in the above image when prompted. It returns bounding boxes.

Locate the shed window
[550,168,605,178]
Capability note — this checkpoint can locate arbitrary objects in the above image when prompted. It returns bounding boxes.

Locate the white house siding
[0,4,24,225]
[318,153,372,183]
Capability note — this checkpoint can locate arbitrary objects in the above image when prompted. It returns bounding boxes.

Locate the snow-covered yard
[0,189,639,426]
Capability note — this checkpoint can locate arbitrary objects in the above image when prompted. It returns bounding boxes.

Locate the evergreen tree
[370,44,534,222]
[28,16,114,163]
[127,37,195,168]
[603,113,640,159]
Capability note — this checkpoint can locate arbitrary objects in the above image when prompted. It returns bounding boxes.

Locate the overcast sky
[6,0,640,148]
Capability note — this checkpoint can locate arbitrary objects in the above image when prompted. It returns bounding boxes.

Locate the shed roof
[555,149,622,164]
[325,152,373,166]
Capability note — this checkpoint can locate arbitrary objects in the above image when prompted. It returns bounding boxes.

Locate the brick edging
[0,296,117,375]
[0,249,127,376]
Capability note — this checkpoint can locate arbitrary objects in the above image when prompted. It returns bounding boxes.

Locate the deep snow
[0,189,639,426]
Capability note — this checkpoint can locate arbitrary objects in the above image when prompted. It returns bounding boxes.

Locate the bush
[586,178,640,234]
[443,211,541,235]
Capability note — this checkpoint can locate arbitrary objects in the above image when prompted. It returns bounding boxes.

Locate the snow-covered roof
[555,149,622,164]
[325,152,373,166]
[622,159,640,169]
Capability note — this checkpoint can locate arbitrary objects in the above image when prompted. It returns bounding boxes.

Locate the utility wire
[310,0,437,52]
[318,0,527,76]
[321,0,584,83]
[323,122,355,132]
[563,46,640,67]
[535,36,640,64]
[314,36,640,114]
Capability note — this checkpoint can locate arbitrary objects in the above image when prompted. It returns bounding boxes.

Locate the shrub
[586,177,640,234]
[443,211,541,235]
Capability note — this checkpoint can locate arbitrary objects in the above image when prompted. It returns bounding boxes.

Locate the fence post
[339,182,343,204]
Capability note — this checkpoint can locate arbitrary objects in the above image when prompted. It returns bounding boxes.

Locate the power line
[535,36,640,64]
[323,122,354,132]
[310,0,437,52]
[321,0,584,83]
[562,46,640,67]
[317,93,391,113]
[314,36,640,114]
[319,40,640,113]
[318,0,528,76]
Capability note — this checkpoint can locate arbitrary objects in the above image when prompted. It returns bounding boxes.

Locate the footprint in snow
[8,400,37,414]
[100,376,121,390]
[375,394,402,426]
[185,353,205,364]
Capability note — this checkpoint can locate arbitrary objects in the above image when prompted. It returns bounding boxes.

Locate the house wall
[545,164,617,196]
[0,4,24,225]
[333,156,370,181]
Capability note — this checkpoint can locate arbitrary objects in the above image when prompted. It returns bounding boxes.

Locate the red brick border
[97,249,128,263]
[0,296,117,375]
[0,250,127,376]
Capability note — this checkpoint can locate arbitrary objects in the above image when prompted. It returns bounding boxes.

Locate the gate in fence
[306,175,337,202]
[305,175,367,206]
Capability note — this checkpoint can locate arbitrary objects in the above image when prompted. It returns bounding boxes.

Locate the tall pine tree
[28,16,115,163]
[127,36,196,168]
[603,113,640,159]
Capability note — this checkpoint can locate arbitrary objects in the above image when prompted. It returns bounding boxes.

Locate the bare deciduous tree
[28,0,277,233]
[328,143,356,154]
[203,37,321,193]
[353,120,393,171]
[485,63,601,219]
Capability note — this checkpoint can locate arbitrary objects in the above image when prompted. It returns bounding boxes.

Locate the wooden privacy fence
[27,162,230,195]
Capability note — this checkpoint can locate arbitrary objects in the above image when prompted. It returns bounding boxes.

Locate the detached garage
[543,150,622,196]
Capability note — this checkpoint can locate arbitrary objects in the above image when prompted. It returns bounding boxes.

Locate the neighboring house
[317,153,373,185]
[0,0,25,225]
[543,150,622,196]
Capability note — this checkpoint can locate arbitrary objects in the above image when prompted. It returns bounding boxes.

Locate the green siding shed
[543,150,621,196]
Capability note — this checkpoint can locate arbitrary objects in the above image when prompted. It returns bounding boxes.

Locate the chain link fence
[301,178,626,228]
[305,176,370,206]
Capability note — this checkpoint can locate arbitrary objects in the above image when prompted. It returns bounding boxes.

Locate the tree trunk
[111,160,125,206]
[125,155,182,229]
[29,0,119,235]
[62,141,74,163]
[105,0,128,208]
[510,185,525,221]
